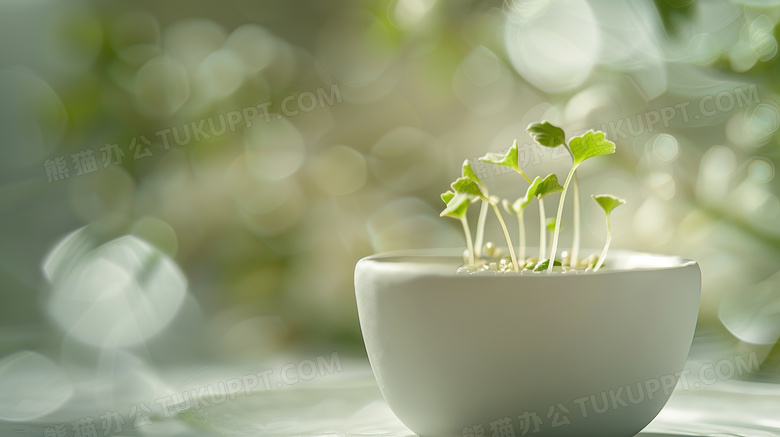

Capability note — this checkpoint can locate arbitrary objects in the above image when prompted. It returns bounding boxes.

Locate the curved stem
[538,197,547,261]
[517,212,526,262]
[491,203,519,272]
[461,216,475,266]
[474,200,489,258]
[548,165,578,274]
[571,176,581,267]
[516,169,533,184]
[593,214,611,272]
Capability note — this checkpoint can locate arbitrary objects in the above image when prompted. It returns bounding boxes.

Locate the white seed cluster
[458,242,600,275]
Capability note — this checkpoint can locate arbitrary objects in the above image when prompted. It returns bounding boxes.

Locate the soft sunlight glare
[696,146,737,202]
[134,55,190,117]
[244,118,305,181]
[225,24,278,73]
[504,0,600,93]
[0,351,73,421]
[651,134,680,163]
[45,234,187,348]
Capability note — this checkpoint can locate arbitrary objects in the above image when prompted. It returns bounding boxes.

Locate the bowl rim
[358,247,698,277]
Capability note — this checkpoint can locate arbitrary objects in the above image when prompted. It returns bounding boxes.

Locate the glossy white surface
[1,347,778,436]
[355,250,702,436]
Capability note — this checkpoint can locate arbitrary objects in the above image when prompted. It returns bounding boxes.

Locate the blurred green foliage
[0,0,779,374]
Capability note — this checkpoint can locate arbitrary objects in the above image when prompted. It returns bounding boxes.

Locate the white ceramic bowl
[355,249,701,437]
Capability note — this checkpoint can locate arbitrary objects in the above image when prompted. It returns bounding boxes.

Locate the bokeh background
[2,0,780,430]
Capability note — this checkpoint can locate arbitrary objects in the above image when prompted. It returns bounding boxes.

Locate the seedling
[479,140,533,184]
[502,173,561,263]
[524,174,562,265]
[450,176,519,272]
[441,122,623,274]
[461,160,489,258]
[502,199,525,261]
[592,194,625,272]
[440,191,475,266]
[527,122,583,267]
[545,130,616,273]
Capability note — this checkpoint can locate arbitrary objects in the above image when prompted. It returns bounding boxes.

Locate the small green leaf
[533,258,562,271]
[592,194,625,215]
[479,140,520,173]
[535,173,563,199]
[545,218,557,232]
[527,121,565,148]
[440,192,471,219]
[461,160,484,188]
[568,130,616,166]
[524,176,543,201]
[451,177,486,200]
[441,191,455,204]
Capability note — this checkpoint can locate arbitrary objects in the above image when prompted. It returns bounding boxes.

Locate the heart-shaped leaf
[592,194,625,215]
[532,173,563,199]
[569,130,616,166]
[461,159,484,188]
[451,177,487,201]
[524,176,543,201]
[527,121,565,148]
[440,192,471,219]
[479,140,520,173]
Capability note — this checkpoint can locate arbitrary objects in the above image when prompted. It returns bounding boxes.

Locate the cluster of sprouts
[440,122,625,275]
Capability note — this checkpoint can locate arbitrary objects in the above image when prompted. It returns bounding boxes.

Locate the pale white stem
[517,212,526,262]
[571,176,581,267]
[547,165,578,274]
[474,200,489,258]
[461,216,475,266]
[593,214,611,272]
[491,203,519,272]
[538,197,547,261]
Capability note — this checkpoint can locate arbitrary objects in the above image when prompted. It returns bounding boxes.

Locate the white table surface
[2,333,779,436]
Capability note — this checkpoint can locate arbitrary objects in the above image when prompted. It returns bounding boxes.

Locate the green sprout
[479,140,533,184]
[488,200,519,272]
[546,130,615,274]
[451,176,519,272]
[442,122,621,275]
[502,199,523,261]
[527,121,583,268]
[461,160,489,259]
[591,194,625,272]
[440,191,475,266]
[502,174,560,265]
[503,193,531,262]
[523,174,563,266]
[478,141,536,267]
